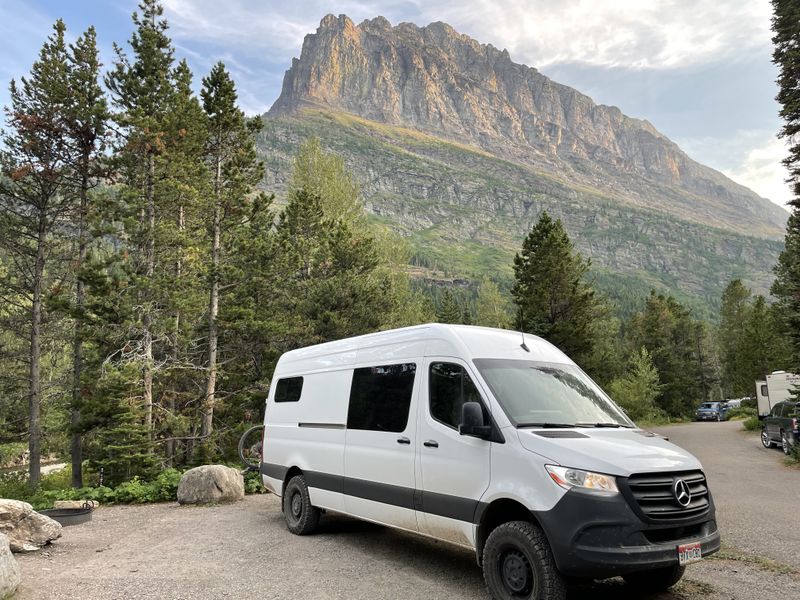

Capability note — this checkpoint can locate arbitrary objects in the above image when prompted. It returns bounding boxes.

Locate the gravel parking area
[14,493,800,600]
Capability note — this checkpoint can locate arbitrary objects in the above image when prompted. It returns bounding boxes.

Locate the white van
[260,324,720,599]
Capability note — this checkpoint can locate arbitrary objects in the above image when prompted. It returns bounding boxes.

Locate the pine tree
[436,289,463,324]
[607,347,664,422]
[106,0,177,436]
[199,62,263,445]
[475,277,512,329]
[718,279,752,397]
[63,26,108,487]
[512,211,604,367]
[771,0,800,375]
[0,20,72,486]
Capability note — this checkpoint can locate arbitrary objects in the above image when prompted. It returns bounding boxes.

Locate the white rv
[756,371,800,417]
[259,324,720,599]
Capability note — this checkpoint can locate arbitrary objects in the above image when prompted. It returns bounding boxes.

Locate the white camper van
[756,371,800,417]
[259,324,720,599]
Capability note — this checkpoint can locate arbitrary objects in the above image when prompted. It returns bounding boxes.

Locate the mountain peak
[269,14,787,236]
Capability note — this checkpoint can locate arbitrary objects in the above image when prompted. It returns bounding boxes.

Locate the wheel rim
[762,430,770,447]
[499,548,534,596]
[291,492,302,518]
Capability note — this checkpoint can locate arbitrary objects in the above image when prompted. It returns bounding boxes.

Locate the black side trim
[532,431,590,439]
[262,462,486,523]
[298,422,346,429]
[260,462,288,481]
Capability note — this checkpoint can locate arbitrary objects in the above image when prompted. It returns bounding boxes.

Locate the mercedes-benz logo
[673,479,692,508]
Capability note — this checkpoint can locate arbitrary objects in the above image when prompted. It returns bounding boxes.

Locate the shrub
[727,406,757,421]
[742,416,761,431]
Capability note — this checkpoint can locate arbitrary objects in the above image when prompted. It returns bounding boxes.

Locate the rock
[53,500,99,510]
[0,499,62,552]
[177,465,244,505]
[0,534,21,599]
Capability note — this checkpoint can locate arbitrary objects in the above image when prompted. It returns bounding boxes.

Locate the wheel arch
[282,466,304,496]
[475,497,544,566]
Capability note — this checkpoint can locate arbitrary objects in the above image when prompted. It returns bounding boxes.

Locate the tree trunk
[202,159,222,442]
[143,152,155,435]
[166,204,184,467]
[28,211,47,487]
[70,167,89,488]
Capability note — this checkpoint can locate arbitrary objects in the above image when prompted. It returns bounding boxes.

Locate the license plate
[678,542,702,565]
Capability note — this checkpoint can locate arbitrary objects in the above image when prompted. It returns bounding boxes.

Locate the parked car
[761,401,800,455]
[259,324,720,598]
[695,402,729,422]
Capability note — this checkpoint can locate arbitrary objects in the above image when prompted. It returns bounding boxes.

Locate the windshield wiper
[516,422,578,428]
[575,422,632,428]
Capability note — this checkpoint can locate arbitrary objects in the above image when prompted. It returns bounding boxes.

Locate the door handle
[397,436,411,445]
[423,440,439,448]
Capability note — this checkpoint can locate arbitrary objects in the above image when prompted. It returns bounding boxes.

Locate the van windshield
[473,359,633,428]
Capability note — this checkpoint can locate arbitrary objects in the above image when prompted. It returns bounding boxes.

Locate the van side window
[274,377,304,403]
[429,362,487,429]
[761,384,768,397]
[347,364,416,432]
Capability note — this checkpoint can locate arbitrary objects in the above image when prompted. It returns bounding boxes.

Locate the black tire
[482,521,566,600]
[283,475,320,535]
[623,564,685,592]
[761,428,774,448]
[781,431,792,456]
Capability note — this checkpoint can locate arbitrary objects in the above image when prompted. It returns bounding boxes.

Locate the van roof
[275,323,571,374]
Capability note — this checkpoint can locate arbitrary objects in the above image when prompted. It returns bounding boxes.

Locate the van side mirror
[459,402,492,439]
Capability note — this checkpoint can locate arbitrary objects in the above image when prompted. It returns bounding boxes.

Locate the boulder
[0,534,20,599]
[177,465,244,505]
[0,499,62,552]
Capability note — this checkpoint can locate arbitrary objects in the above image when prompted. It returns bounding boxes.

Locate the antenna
[519,307,530,352]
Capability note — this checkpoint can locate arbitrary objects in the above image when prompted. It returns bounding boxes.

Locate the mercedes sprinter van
[259,324,720,599]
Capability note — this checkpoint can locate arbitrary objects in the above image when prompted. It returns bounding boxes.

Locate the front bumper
[534,487,720,578]
[696,413,720,420]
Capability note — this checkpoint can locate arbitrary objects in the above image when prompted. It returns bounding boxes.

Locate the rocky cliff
[269,14,787,238]
[260,15,789,316]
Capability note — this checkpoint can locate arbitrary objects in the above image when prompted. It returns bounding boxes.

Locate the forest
[1,0,798,502]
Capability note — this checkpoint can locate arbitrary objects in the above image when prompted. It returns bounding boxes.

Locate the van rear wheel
[482,521,565,600]
[623,564,685,592]
[283,475,320,535]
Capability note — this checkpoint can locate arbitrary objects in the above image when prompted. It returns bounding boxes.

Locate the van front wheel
[482,521,565,600]
[623,564,685,592]
[283,475,320,535]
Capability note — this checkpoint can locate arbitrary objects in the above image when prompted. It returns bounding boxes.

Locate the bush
[742,416,761,431]
[0,442,27,467]
[727,406,757,421]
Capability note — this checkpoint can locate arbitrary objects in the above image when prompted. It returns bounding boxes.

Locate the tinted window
[274,377,303,403]
[771,404,782,417]
[347,364,416,432]
[429,363,487,429]
[761,384,769,397]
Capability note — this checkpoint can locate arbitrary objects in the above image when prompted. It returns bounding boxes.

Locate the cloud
[162,0,774,70]
[722,135,792,209]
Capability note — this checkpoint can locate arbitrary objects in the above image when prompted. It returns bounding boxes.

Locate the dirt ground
[14,421,800,599]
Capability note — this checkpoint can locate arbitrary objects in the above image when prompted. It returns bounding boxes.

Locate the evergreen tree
[771,0,800,375]
[717,279,752,397]
[0,20,73,485]
[436,289,463,324]
[63,26,108,487]
[475,277,512,329]
[105,0,177,436]
[199,62,263,444]
[512,211,604,368]
[607,347,664,422]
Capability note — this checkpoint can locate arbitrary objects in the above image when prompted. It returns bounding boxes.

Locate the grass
[709,544,798,575]
[672,579,716,598]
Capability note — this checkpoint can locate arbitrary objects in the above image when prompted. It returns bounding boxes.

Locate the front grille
[627,470,709,521]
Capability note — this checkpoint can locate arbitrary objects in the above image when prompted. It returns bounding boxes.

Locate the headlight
[545,465,619,494]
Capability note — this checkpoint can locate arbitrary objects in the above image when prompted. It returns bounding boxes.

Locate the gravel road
[653,420,800,569]
[14,421,800,599]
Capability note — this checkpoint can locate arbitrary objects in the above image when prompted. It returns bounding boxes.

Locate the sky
[0,0,791,209]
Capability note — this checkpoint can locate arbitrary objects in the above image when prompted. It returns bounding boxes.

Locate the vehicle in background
[724,398,742,410]
[695,402,729,422]
[756,372,800,418]
[761,401,800,455]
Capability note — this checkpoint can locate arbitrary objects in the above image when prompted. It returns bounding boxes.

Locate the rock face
[0,534,20,599]
[177,466,244,505]
[269,14,787,239]
[0,499,62,552]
